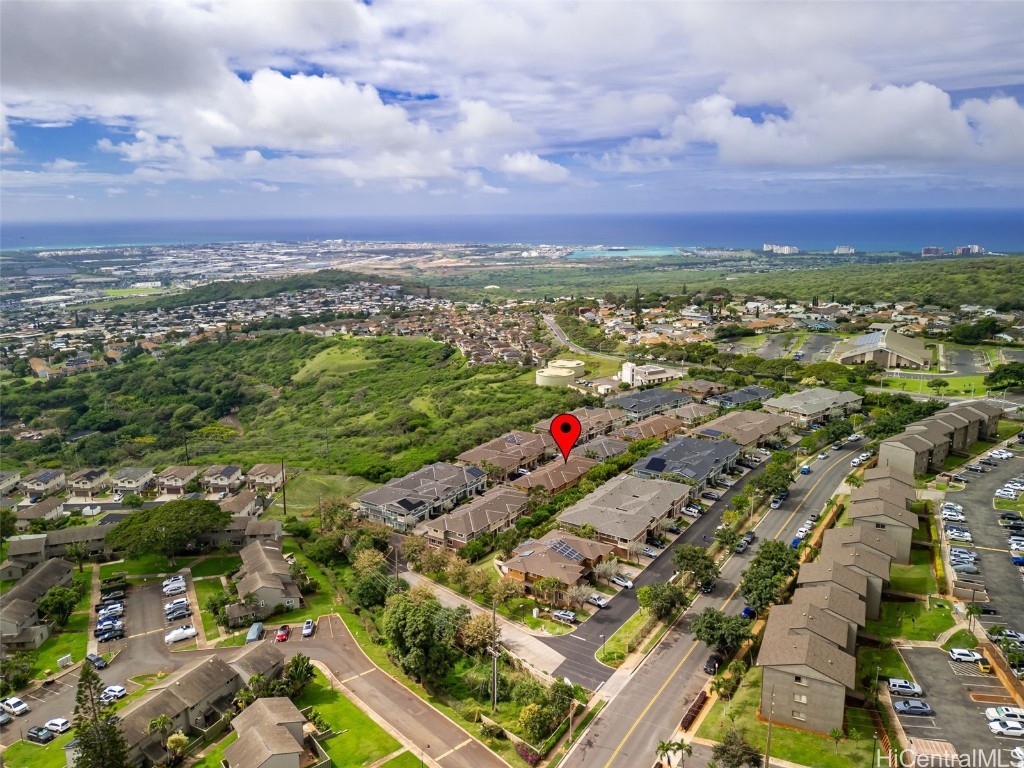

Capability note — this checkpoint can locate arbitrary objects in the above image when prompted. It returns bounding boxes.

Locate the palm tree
[710,676,733,702]
[64,542,89,572]
[965,603,982,632]
[147,713,173,751]
[828,727,845,754]
[283,653,315,696]
[233,686,256,710]
[655,739,692,767]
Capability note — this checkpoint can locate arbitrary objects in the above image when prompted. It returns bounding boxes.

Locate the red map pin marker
[550,414,582,464]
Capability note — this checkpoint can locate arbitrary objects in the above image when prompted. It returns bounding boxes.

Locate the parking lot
[942,447,1024,635]
[900,646,1022,759]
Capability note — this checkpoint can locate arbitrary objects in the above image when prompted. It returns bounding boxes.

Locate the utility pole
[490,600,499,713]
[317,493,322,535]
[281,459,287,517]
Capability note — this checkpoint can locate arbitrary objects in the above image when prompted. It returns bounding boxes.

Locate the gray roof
[605,388,691,414]
[359,462,486,511]
[762,387,863,415]
[819,542,891,582]
[820,526,899,560]
[757,626,856,689]
[229,642,285,680]
[833,328,929,366]
[764,603,850,649]
[558,474,688,541]
[631,435,740,483]
[220,490,259,515]
[579,436,630,459]
[791,584,867,627]
[797,561,869,597]
[0,558,73,610]
[150,655,238,708]
[111,467,155,482]
[848,498,919,528]
[707,385,775,407]
[426,487,527,538]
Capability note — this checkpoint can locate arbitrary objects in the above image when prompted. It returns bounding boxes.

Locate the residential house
[578,435,630,459]
[705,385,775,410]
[757,621,856,735]
[247,463,286,493]
[110,466,155,494]
[816,545,891,621]
[535,406,629,441]
[557,474,689,555]
[0,558,75,651]
[19,468,66,497]
[0,470,23,495]
[421,487,529,549]
[155,465,200,496]
[674,379,728,401]
[832,328,929,369]
[501,530,614,602]
[457,431,550,481]
[510,455,600,495]
[66,467,110,498]
[202,464,244,493]
[847,497,919,565]
[224,698,307,768]
[790,584,867,655]
[631,436,741,492]
[691,410,792,452]
[605,389,692,421]
[220,489,261,517]
[664,403,717,426]
[16,496,66,531]
[619,362,684,387]
[796,562,873,618]
[819,526,899,567]
[358,463,487,531]
[762,388,864,428]
[615,414,683,442]
[234,540,302,619]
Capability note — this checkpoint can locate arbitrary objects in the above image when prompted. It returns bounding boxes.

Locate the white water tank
[550,359,585,378]
[536,367,575,387]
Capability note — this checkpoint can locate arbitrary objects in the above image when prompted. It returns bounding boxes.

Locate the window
[794,675,807,686]
[793,693,808,704]
[792,710,807,721]
[875,523,886,530]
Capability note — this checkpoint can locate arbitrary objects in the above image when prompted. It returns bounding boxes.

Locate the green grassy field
[856,647,911,689]
[99,554,196,580]
[189,732,238,768]
[998,420,1023,441]
[192,578,228,640]
[103,287,167,296]
[887,549,938,595]
[597,608,650,665]
[267,472,377,516]
[697,667,876,768]
[942,629,978,651]
[378,751,422,768]
[865,600,953,641]
[189,555,241,579]
[30,612,91,679]
[295,669,400,768]
[270,543,337,623]
[292,345,375,382]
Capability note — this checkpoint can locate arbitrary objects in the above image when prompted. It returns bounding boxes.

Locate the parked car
[275,625,291,642]
[701,491,720,501]
[162,583,187,597]
[302,618,316,637]
[888,679,923,697]
[165,608,192,623]
[778,489,789,500]
[790,537,802,549]
[770,498,783,509]
[799,466,811,475]
[979,458,998,466]
[700,579,715,594]
[950,547,976,559]
[970,603,998,616]
[26,726,55,744]
[1,697,29,716]
[97,628,126,643]
[795,527,810,539]
[664,525,682,535]
[966,465,986,473]
[100,590,126,602]
[818,453,829,460]
[642,546,659,558]
[45,718,72,734]
[162,575,185,588]
[951,473,969,483]
[103,685,127,700]
[951,563,980,574]
[684,505,703,517]
[949,648,982,663]
[703,654,724,674]
[850,458,861,467]
[988,720,1024,737]
[947,531,973,542]
[740,607,757,621]
[94,620,123,637]
[164,625,198,645]
[552,610,577,624]
[86,653,108,669]
[164,597,189,612]
[941,502,963,512]
[985,707,1024,723]
[0,711,11,727]
[734,539,750,554]
[894,700,934,716]
[588,595,609,609]
[611,574,633,589]
[941,510,966,522]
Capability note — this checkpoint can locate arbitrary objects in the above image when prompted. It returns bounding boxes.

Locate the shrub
[515,742,541,766]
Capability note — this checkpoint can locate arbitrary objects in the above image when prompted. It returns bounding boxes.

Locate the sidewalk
[402,571,567,678]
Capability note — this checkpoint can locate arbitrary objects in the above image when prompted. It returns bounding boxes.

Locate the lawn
[378,752,422,768]
[865,600,953,642]
[193,578,229,640]
[998,419,1023,441]
[189,555,242,579]
[994,498,1024,513]
[697,667,877,768]
[1,731,76,768]
[267,472,377,516]
[30,611,90,679]
[103,287,167,296]
[215,634,248,648]
[934,375,988,396]
[597,608,651,666]
[270,545,337,623]
[855,647,911,690]
[99,554,196,580]
[941,629,978,651]
[292,345,375,382]
[295,669,400,768]
[190,732,238,768]
[887,549,937,595]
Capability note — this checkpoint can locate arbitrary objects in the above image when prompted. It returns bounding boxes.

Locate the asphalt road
[560,447,857,768]
[942,449,1024,635]
[755,334,792,360]
[542,314,621,361]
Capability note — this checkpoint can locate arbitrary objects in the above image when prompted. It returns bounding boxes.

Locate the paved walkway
[403,571,568,678]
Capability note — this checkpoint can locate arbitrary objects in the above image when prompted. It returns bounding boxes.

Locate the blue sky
[2,1,1023,222]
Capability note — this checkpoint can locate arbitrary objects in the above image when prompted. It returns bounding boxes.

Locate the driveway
[899,646,1019,759]
[799,333,839,362]
[947,347,988,376]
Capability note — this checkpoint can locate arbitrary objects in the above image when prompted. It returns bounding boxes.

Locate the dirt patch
[969,693,1015,704]
[217,413,243,434]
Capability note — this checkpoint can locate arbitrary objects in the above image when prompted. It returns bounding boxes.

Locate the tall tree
[148,713,173,752]
[711,728,763,768]
[64,542,89,572]
[106,498,229,566]
[637,582,689,620]
[381,593,467,685]
[282,653,315,696]
[73,662,131,768]
[673,544,720,585]
[656,739,692,767]
[690,608,753,655]
[38,585,80,626]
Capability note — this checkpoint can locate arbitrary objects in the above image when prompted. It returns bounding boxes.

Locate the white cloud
[250,181,278,192]
[44,158,81,171]
[499,151,569,183]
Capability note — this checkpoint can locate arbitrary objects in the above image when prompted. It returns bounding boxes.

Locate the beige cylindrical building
[549,359,585,377]
[535,367,575,387]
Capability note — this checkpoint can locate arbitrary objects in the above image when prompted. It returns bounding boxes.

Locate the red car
[275,625,291,642]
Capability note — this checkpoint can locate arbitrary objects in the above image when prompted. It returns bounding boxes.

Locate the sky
[2,0,1023,222]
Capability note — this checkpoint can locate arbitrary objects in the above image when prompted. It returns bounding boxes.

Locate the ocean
[1,209,1021,252]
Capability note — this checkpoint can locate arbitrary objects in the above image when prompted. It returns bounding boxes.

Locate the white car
[941,510,966,522]
[818,453,829,460]
[850,458,861,467]
[858,453,871,462]
[888,679,923,697]
[988,720,1024,737]
[112,493,124,503]
[949,648,982,663]
[611,574,633,589]
[947,531,973,542]
[795,527,809,539]
[162,575,185,588]
[941,502,963,512]
[164,624,198,645]
[587,594,609,609]
[950,547,976,558]
[1006,483,1024,491]
[0,697,29,716]
[996,490,1021,500]
[103,685,127,699]
[45,718,72,733]
[986,707,1024,723]
[991,450,1013,459]
[98,605,124,619]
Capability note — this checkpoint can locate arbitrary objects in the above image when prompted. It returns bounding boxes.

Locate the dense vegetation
[4,335,585,482]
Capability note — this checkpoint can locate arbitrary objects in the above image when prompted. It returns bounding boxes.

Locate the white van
[164,624,198,645]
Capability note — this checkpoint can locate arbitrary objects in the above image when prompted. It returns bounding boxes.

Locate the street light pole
[599,634,605,658]
[871,731,878,768]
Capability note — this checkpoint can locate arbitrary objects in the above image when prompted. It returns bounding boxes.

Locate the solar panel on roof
[702,429,724,437]
[505,433,524,445]
[547,538,584,562]
[645,457,667,472]
[519,550,534,557]
[855,331,882,347]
